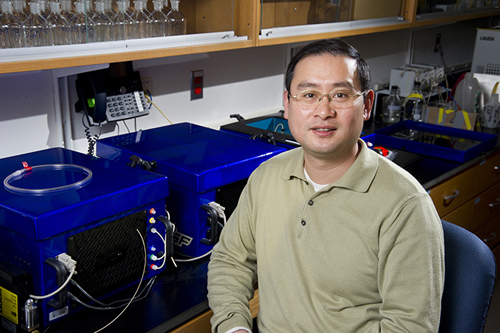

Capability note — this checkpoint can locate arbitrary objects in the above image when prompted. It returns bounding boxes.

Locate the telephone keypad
[106,91,149,121]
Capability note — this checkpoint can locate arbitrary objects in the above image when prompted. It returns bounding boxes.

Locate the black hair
[285,39,372,96]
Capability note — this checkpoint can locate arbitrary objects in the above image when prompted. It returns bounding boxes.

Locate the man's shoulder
[260,147,301,168]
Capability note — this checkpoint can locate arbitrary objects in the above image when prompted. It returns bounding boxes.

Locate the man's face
[283,54,373,161]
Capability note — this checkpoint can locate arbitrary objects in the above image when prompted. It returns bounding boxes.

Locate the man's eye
[332,92,349,99]
[302,92,318,99]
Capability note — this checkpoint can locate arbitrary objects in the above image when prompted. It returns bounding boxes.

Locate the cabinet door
[442,200,473,231]
[429,166,476,217]
[471,181,500,231]
[474,212,500,250]
[475,150,500,196]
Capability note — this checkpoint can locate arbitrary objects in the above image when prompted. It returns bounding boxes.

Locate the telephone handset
[75,62,149,124]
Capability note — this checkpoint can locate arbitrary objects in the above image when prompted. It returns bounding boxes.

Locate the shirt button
[301,220,306,226]
[308,200,314,206]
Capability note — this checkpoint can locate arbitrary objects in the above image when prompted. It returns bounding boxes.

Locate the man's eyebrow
[332,82,356,90]
[296,82,320,90]
[295,81,357,91]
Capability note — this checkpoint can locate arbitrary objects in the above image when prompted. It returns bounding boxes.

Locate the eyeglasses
[289,89,365,111]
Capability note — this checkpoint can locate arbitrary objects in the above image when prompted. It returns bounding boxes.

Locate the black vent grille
[67,210,147,297]
[215,178,248,219]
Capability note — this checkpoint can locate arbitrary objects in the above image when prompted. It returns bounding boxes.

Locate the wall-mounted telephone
[75,62,149,124]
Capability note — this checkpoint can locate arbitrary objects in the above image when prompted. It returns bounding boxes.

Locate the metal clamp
[201,204,224,246]
[45,258,68,310]
[128,155,157,171]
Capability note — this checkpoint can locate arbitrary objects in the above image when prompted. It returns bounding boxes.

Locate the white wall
[0,18,493,159]
[0,70,58,159]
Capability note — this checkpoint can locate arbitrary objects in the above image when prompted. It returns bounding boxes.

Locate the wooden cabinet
[431,150,500,261]
[2,0,500,75]
[475,149,500,195]
[471,181,500,231]
[429,165,477,217]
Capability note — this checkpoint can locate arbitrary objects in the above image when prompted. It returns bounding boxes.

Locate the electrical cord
[93,229,148,333]
[123,120,131,133]
[68,276,157,310]
[175,202,227,263]
[175,249,214,263]
[274,123,285,133]
[29,268,76,300]
[144,92,173,124]
[151,216,178,268]
[82,113,102,156]
[150,228,169,269]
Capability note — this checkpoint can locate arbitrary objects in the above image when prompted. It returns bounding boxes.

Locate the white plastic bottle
[454,72,483,113]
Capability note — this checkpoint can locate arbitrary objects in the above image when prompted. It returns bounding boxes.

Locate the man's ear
[363,90,375,121]
[283,90,290,119]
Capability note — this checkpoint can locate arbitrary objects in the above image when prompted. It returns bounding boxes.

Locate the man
[207,39,444,333]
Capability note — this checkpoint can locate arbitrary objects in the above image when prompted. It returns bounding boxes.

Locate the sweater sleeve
[207,172,259,333]
[378,193,445,332]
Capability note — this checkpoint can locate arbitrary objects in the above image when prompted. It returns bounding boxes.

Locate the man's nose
[315,96,336,118]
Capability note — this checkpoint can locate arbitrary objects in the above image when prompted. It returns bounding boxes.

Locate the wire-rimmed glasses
[289,89,365,111]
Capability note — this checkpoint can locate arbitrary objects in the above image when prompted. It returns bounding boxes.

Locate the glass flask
[113,0,134,40]
[13,0,29,25]
[38,0,50,19]
[46,1,72,45]
[24,1,50,47]
[404,81,425,121]
[150,0,167,38]
[166,0,186,35]
[72,1,97,43]
[1,1,17,48]
[130,0,151,39]
[104,0,115,21]
[60,0,76,25]
[162,0,170,16]
[382,85,402,124]
[11,0,26,48]
[92,0,114,42]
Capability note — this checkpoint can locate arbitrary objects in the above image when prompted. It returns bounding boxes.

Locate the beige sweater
[208,140,445,333]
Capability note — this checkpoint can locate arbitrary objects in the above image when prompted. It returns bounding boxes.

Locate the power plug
[56,253,77,273]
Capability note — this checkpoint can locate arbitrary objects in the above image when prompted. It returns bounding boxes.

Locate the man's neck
[303,143,360,185]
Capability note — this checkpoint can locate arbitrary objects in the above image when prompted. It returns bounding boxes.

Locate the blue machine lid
[97,123,287,193]
[0,148,169,240]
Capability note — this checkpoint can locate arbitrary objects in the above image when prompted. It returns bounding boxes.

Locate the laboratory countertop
[46,122,500,333]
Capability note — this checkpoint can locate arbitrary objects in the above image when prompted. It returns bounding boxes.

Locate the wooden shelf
[257,22,414,47]
[413,9,500,28]
[0,39,253,74]
[1,0,499,75]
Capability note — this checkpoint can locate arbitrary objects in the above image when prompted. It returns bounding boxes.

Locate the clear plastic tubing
[4,164,92,195]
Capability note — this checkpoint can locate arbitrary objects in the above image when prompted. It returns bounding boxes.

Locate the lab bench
[44,125,500,333]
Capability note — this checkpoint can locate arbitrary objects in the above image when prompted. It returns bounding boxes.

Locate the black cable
[69,276,157,309]
[81,113,101,155]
